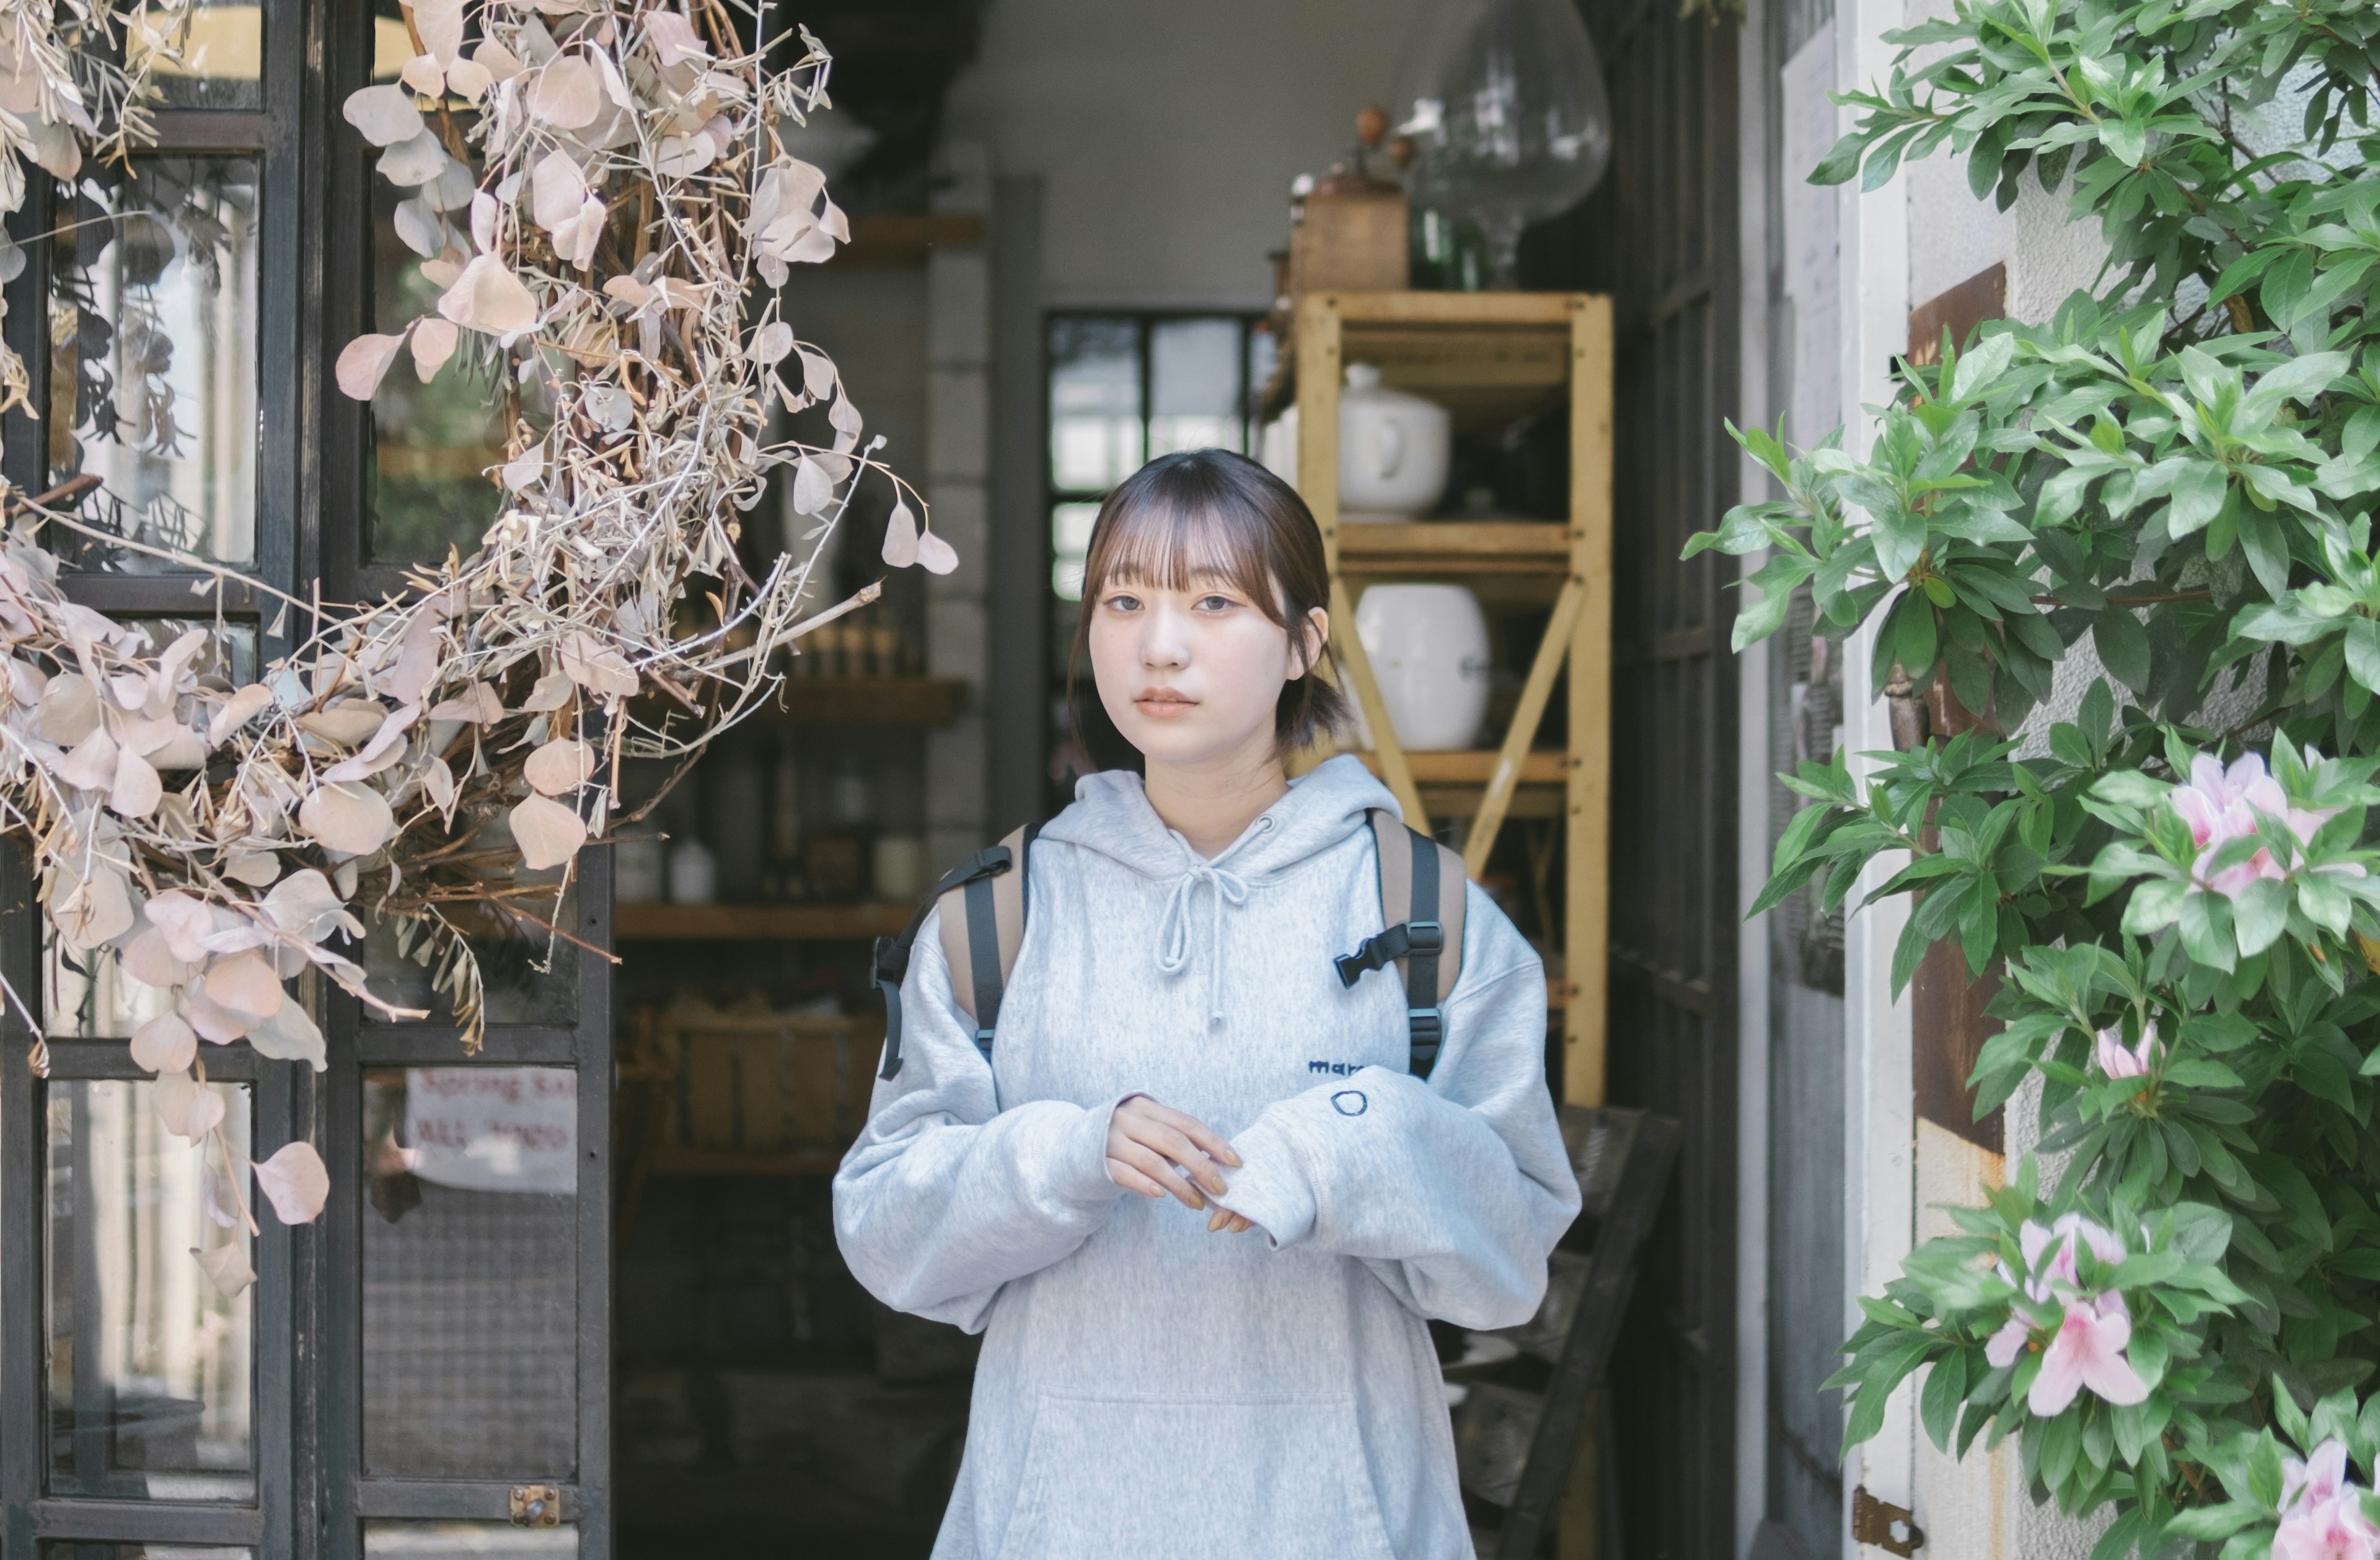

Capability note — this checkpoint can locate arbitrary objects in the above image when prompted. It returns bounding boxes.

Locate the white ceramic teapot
[1259,364,1452,519]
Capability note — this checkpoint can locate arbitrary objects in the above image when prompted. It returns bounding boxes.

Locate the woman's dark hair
[1066,449,1350,763]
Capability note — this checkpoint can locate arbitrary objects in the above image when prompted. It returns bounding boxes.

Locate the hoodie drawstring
[1154,819,1271,1026]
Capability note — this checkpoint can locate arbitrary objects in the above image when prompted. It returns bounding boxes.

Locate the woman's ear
[1289,605,1329,682]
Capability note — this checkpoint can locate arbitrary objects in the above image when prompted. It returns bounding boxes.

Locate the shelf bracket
[1463,573,1585,881]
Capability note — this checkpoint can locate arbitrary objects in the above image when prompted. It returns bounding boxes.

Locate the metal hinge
[1852,1486,1924,1556]
[509,1485,562,1527]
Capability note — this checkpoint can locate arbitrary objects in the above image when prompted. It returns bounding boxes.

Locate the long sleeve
[1209,886,1582,1330]
[832,906,1127,1332]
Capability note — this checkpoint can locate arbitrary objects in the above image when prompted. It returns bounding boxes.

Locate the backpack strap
[871,822,1039,1080]
[938,821,1041,1060]
[1333,808,1467,1078]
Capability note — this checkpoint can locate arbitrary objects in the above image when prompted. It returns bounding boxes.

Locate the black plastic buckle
[1408,1007,1445,1046]
[872,933,908,985]
[1406,919,1444,956]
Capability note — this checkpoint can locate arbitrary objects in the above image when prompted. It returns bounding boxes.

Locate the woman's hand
[1106,1095,1249,1230]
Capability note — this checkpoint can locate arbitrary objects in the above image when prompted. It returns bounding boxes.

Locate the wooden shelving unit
[1285,290,1613,1107]
[615,902,914,941]
[762,676,966,727]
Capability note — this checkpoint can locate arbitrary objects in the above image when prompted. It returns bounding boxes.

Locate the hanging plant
[0,0,951,1292]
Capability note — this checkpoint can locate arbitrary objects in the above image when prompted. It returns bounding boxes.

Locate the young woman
[834,449,1579,1559]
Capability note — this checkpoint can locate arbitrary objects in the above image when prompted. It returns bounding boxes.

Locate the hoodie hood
[1037,754,1400,1026]
[1038,752,1399,882]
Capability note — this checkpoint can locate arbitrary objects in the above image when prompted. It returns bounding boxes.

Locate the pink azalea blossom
[2027,1292,2148,1416]
[2019,1214,2127,1298]
[2275,1494,2380,1560]
[1985,1314,2029,1369]
[2286,1441,2354,1517]
[2095,1020,2159,1080]
[2169,750,2363,899]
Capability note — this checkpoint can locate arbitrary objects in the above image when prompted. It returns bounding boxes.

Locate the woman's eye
[1103,593,1142,612]
[1195,595,1234,612]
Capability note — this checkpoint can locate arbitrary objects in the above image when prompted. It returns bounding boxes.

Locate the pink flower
[2027,1292,2148,1416]
[2169,749,2364,897]
[2171,752,2290,898]
[2287,1441,2355,1517]
[2019,1214,2127,1298]
[2095,1020,2159,1080]
[1985,1314,2030,1369]
[2275,1494,2380,1560]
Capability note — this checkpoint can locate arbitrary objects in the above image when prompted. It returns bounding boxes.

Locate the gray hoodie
[832,755,1580,1559]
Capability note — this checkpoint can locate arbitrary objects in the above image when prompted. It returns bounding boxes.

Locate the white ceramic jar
[1353,583,1492,750]
[668,838,718,905]
[1259,364,1452,519]
[614,836,666,903]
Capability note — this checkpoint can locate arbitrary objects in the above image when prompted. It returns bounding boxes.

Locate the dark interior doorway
[1526,0,1743,1554]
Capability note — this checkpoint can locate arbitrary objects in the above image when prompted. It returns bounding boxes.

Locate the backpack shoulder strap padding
[1334,808,1466,1078]
[871,823,1039,1080]
[938,821,1040,1055]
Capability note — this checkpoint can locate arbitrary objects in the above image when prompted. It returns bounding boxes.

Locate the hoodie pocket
[997,1391,1398,1560]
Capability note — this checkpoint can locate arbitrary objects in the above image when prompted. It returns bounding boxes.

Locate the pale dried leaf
[122,925,198,987]
[427,681,505,723]
[130,1011,198,1074]
[145,891,218,963]
[207,684,275,746]
[247,998,327,1070]
[445,57,493,103]
[60,725,119,790]
[335,332,408,401]
[225,850,282,888]
[195,1241,256,1297]
[413,0,465,64]
[751,320,793,366]
[411,317,459,381]
[557,632,638,697]
[525,736,595,795]
[511,791,588,870]
[531,148,586,232]
[437,253,539,336]
[502,442,545,491]
[110,744,162,817]
[298,781,398,856]
[205,949,285,1023]
[526,55,601,128]
[343,83,424,146]
[399,51,446,97]
[796,345,837,400]
[916,527,959,575]
[791,455,834,516]
[394,196,445,257]
[263,868,359,942]
[379,131,449,188]
[878,501,920,570]
[253,1142,332,1223]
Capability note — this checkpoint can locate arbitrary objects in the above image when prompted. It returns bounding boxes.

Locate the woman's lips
[1133,689,1196,719]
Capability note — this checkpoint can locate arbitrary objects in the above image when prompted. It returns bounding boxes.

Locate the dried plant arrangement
[1,0,948,1291]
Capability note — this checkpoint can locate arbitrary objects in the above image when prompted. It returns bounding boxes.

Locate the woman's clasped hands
[1104,1095,1256,1234]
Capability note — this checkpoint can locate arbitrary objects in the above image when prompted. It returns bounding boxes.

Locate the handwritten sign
[403,1068,578,1196]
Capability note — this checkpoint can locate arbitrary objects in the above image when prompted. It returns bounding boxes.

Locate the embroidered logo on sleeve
[1307,1059,1366,1077]
[1331,1090,1368,1116]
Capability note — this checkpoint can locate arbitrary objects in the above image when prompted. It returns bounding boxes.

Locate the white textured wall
[926,141,997,873]
[943,0,1429,309]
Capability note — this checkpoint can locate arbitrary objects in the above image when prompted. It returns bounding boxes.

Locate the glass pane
[134,0,263,111]
[363,1069,578,1478]
[366,168,511,565]
[1148,317,1245,457]
[40,1547,253,1559]
[359,870,580,1027]
[51,157,259,572]
[43,622,256,1039]
[46,1080,255,1501]
[1050,501,1100,602]
[365,1523,576,1559]
[1048,317,1140,493]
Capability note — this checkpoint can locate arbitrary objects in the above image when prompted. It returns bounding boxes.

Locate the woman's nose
[1141,607,1189,668]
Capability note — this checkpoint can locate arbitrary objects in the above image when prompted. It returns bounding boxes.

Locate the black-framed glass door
[0,1,616,1555]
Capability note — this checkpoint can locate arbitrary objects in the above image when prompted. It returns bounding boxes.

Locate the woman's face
[1087,567,1326,771]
